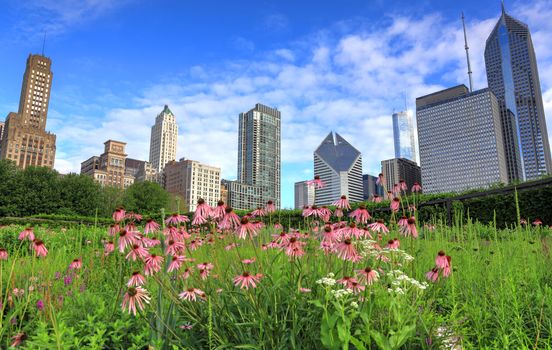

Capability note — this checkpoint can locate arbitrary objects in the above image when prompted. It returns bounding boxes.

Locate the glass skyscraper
[484,6,552,181]
[237,103,281,209]
[392,110,417,164]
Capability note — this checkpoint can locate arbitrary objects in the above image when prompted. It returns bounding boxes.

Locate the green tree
[14,165,61,216]
[98,186,125,217]
[123,181,170,214]
[0,160,20,216]
[58,173,103,216]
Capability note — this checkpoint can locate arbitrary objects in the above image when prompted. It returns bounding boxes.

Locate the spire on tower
[461,12,474,92]
[501,0,506,15]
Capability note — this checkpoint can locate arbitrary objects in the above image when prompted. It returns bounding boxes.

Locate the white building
[294,180,315,209]
[313,132,364,206]
[149,105,178,173]
[392,110,418,164]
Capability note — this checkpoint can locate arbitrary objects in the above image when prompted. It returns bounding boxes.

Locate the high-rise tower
[237,103,281,209]
[0,54,57,168]
[484,4,552,181]
[149,105,178,173]
[392,110,417,164]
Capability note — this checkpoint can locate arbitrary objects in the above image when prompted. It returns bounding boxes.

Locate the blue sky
[1,0,552,208]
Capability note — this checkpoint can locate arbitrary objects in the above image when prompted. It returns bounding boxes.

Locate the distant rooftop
[314,132,361,172]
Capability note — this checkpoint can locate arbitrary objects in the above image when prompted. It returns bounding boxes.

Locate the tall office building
[416,85,508,194]
[381,158,422,194]
[149,105,178,173]
[362,174,384,200]
[0,54,56,168]
[0,122,4,154]
[313,132,363,205]
[81,140,135,189]
[294,180,315,209]
[164,158,221,211]
[221,179,263,211]
[392,110,417,163]
[237,103,281,209]
[484,5,552,181]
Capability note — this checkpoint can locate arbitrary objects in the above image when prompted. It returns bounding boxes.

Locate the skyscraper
[149,105,178,173]
[484,5,552,181]
[80,140,135,189]
[314,132,363,205]
[416,85,508,193]
[392,110,417,163]
[237,103,281,209]
[0,54,56,168]
[294,180,315,209]
[381,158,421,194]
[362,174,384,200]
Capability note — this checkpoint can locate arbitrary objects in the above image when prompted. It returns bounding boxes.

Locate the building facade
[149,105,178,173]
[125,158,158,182]
[392,110,417,164]
[314,132,364,206]
[164,158,221,212]
[381,158,422,195]
[416,85,508,194]
[80,140,135,189]
[362,174,384,200]
[0,122,4,154]
[294,180,315,209]
[484,6,552,181]
[237,103,281,209]
[221,180,263,211]
[0,54,56,168]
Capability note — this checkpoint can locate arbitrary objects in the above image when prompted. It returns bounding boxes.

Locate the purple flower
[64,275,73,286]
[54,272,61,280]
[36,299,44,311]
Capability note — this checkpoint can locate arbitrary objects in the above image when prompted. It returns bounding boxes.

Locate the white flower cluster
[387,270,428,293]
[331,288,353,299]
[356,240,379,258]
[350,301,359,309]
[316,273,337,286]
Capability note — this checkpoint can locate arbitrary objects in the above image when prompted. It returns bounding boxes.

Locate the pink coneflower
[192,214,208,226]
[118,230,136,253]
[179,288,206,301]
[274,222,283,231]
[343,222,363,239]
[393,183,401,195]
[225,243,238,251]
[299,287,311,293]
[242,258,256,264]
[127,271,147,287]
[18,227,35,241]
[350,281,366,294]
[356,267,379,285]
[390,198,400,212]
[236,217,258,240]
[408,204,417,212]
[165,213,190,225]
[180,323,194,330]
[320,241,334,254]
[400,217,418,238]
[112,207,126,222]
[69,258,82,270]
[11,333,27,347]
[321,225,339,243]
[435,251,449,269]
[219,207,241,230]
[211,200,226,220]
[398,215,408,228]
[167,255,186,273]
[126,244,149,261]
[412,182,422,193]
[335,238,360,262]
[108,224,120,236]
[164,239,185,255]
[142,236,161,248]
[125,222,137,233]
[306,175,325,189]
[144,254,164,276]
[188,239,201,251]
[125,212,143,221]
[198,269,212,280]
[197,262,214,271]
[386,239,400,249]
[376,173,384,186]
[349,205,371,224]
[195,198,211,218]
[0,248,8,260]
[32,239,48,257]
[372,195,382,203]
[426,268,439,283]
[520,218,527,225]
[333,195,351,210]
[334,208,344,218]
[251,207,266,217]
[144,219,160,234]
[265,200,276,213]
[104,241,115,255]
[368,219,389,234]
[336,275,356,288]
[233,272,263,289]
[181,266,194,280]
[122,287,150,315]
[533,218,543,226]
[283,237,306,257]
[399,179,408,192]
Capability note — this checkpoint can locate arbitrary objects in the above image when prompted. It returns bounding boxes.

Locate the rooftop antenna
[501,0,506,15]
[41,31,46,56]
[461,12,474,92]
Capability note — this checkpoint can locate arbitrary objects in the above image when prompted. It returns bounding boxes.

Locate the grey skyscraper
[381,158,421,194]
[237,103,281,209]
[392,110,417,164]
[362,174,384,200]
[484,5,552,181]
[416,85,508,194]
[314,132,363,205]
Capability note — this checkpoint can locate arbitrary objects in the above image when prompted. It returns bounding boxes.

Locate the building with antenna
[416,85,508,193]
[484,3,552,181]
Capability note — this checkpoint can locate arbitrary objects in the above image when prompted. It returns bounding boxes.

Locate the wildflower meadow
[1,188,551,349]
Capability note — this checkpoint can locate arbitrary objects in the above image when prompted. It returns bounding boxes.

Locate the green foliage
[123,181,170,214]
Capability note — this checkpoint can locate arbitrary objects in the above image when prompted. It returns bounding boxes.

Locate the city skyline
[1,1,552,207]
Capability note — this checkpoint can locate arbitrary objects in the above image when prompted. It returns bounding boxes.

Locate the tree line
[0,160,171,218]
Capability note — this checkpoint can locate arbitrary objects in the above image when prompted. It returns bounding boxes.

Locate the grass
[0,215,551,349]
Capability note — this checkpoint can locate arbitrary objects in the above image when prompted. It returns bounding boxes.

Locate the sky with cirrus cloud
[1,0,552,208]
